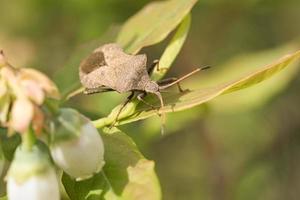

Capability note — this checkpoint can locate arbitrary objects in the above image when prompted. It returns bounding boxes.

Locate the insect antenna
[159,66,210,90]
[159,90,173,93]
[154,91,166,135]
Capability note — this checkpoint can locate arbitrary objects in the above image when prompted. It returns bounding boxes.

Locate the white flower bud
[7,145,60,200]
[7,168,59,200]
[50,108,105,180]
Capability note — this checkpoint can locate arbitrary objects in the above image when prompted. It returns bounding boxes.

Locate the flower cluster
[0,50,60,134]
[0,51,105,200]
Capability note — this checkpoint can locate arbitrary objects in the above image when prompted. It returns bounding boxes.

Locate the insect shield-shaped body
[79,43,159,95]
[79,43,165,124]
[79,43,203,132]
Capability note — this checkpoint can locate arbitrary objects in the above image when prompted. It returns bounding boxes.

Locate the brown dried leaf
[32,106,44,135]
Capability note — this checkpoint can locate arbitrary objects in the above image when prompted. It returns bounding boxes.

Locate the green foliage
[152,14,191,81]
[62,128,161,200]
[59,0,300,197]
[93,49,300,127]
[202,42,300,113]
[1,0,300,199]
[58,0,196,97]
[117,0,198,54]
[234,164,273,200]
[0,131,21,161]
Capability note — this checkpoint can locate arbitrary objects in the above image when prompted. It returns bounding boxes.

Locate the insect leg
[157,77,186,93]
[137,92,158,110]
[137,92,165,134]
[147,59,159,75]
[148,59,172,76]
[110,91,135,127]
[159,66,210,90]
[84,86,114,95]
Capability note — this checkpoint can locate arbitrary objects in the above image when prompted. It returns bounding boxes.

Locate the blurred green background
[1,0,300,199]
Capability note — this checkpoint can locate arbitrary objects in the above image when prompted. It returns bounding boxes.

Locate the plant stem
[63,86,85,101]
[92,117,108,129]
[44,99,59,116]
[92,101,138,128]
[22,128,36,151]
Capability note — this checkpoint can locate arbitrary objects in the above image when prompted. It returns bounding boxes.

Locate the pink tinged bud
[19,69,60,99]
[11,98,34,133]
[20,79,45,105]
[51,110,105,180]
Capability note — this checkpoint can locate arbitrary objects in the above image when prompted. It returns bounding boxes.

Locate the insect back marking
[80,51,106,74]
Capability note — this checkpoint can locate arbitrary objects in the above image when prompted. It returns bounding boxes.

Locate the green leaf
[62,128,161,200]
[117,0,198,54]
[62,172,109,200]
[198,43,300,113]
[152,14,191,81]
[0,130,21,161]
[93,49,300,127]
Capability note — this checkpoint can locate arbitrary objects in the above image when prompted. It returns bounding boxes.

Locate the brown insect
[79,43,208,131]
